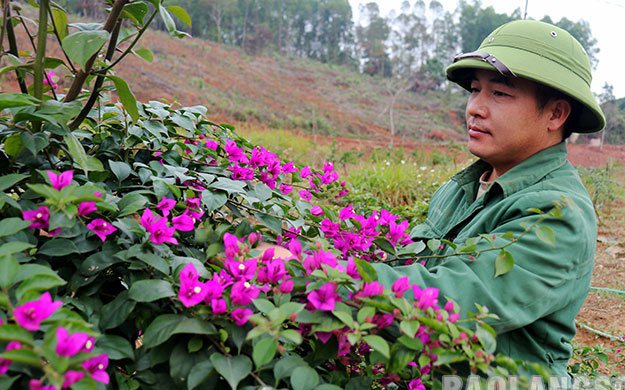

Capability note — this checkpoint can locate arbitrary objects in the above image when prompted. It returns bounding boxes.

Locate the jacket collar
[453,142,569,199]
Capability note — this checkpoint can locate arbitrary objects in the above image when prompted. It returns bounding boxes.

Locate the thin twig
[46,4,76,73]
[3,3,28,92]
[64,0,129,103]
[576,320,622,341]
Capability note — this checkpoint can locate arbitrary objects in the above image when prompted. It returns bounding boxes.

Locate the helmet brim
[447,46,606,133]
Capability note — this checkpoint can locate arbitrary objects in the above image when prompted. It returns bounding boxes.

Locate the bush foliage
[0,1,554,389]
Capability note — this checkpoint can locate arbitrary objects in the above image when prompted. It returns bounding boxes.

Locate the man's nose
[466,94,488,118]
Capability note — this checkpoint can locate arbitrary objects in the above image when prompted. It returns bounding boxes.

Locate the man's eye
[493,91,509,97]
[470,87,480,93]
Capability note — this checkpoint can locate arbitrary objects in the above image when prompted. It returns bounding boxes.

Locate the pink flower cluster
[2,293,110,388]
[22,171,115,241]
[319,205,412,261]
[177,233,295,326]
[140,196,203,245]
[222,139,348,198]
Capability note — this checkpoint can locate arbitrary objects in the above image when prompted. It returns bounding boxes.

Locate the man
[372,19,605,376]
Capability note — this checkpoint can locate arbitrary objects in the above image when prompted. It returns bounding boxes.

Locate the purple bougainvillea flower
[203,279,225,301]
[279,183,293,195]
[55,327,91,357]
[231,307,253,326]
[178,263,208,308]
[147,218,178,245]
[282,161,297,174]
[62,370,85,389]
[229,163,255,181]
[224,139,249,164]
[77,201,97,217]
[157,197,177,217]
[185,197,204,220]
[299,189,312,201]
[140,208,159,229]
[278,278,294,294]
[172,212,195,232]
[223,232,240,258]
[0,341,21,374]
[413,286,439,310]
[43,71,59,89]
[205,140,219,150]
[23,206,50,230]
[409,378,426,390]
[47,170,73,191]
[13,292,62,331]
[87,219,117,242]
[300,166,312,178]
[310,205,324,216]
[29,379,56,390]
[307,283,338,312]
[392,276,410,298]
[211,298,227,314]
[226,258,257,281]
[83,354,109,384]
[230,281,259,306]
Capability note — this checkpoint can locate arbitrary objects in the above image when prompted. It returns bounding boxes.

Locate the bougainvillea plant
[0,1,553,389]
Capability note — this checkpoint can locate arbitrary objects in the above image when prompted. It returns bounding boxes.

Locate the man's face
[465,69,556,178]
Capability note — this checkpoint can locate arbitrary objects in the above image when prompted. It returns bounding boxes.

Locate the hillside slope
[1,27,466,144]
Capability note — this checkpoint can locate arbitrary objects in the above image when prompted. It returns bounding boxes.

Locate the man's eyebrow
[489,75,513,87]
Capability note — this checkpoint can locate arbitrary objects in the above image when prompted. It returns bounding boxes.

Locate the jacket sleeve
[371,193,596,334]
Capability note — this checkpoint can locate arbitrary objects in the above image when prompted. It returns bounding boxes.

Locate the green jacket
[372,142,596,375]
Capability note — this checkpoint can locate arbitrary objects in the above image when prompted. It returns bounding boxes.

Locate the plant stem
[63,0,129,103]
[3,2,28,93]
[69,19,122,129]
[33,0,49,101]
[46,5,76,73]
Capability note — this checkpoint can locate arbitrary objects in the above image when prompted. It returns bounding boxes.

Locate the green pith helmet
[446,19,606,133]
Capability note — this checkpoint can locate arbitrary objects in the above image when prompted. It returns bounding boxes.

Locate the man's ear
[547,99,572,132]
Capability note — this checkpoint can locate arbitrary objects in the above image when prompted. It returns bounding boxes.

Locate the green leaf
[279,329,303,345]
[64,133,104,175]
[253,338,278,369]
[80,250,122,276]
[387,345,416,373]
[187,360,217,390]
[255,212,282,235]
[252,298,275,314]
[61,30,109,69]
[133,47,154,62]
[134,252,169,275]
[332,310,354,328]
[96,334,134,360]
[210,353,252,390]
[373,237,396,254]
[187,337,203,353]
[167,5,192,27]
[0,93,39,110]
[354,258,378,282]
[107,75,139,122]
[0,218,32,237]
[128,279,175,302]
[399,320,420,338]
[100,290,136,330]
[109,160,132,182]
[143,314,217,348]
[26,183,61,203]
[122,2,148,25]
[0,241,34,257]
[315,385,343,390]
[536,226,556,246]
[290,366,320,390]
[16,274,66,302]
[209,178,246,194]
[362,335,390,359]
[0,256,20,288]
[159,5,177,33]
[274,355,307,385]
[476,324,497,354]
[0,173,28,192]
[117,192,148,217]
[4,133,23,158]
[51,8,69,40]
[38,238,79,256]
[0,348,41,367]
[494,249,514,277]
[427,238,442,253]
[0,324,35,346]
[201,190,227,212]
[15,264,63,283]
